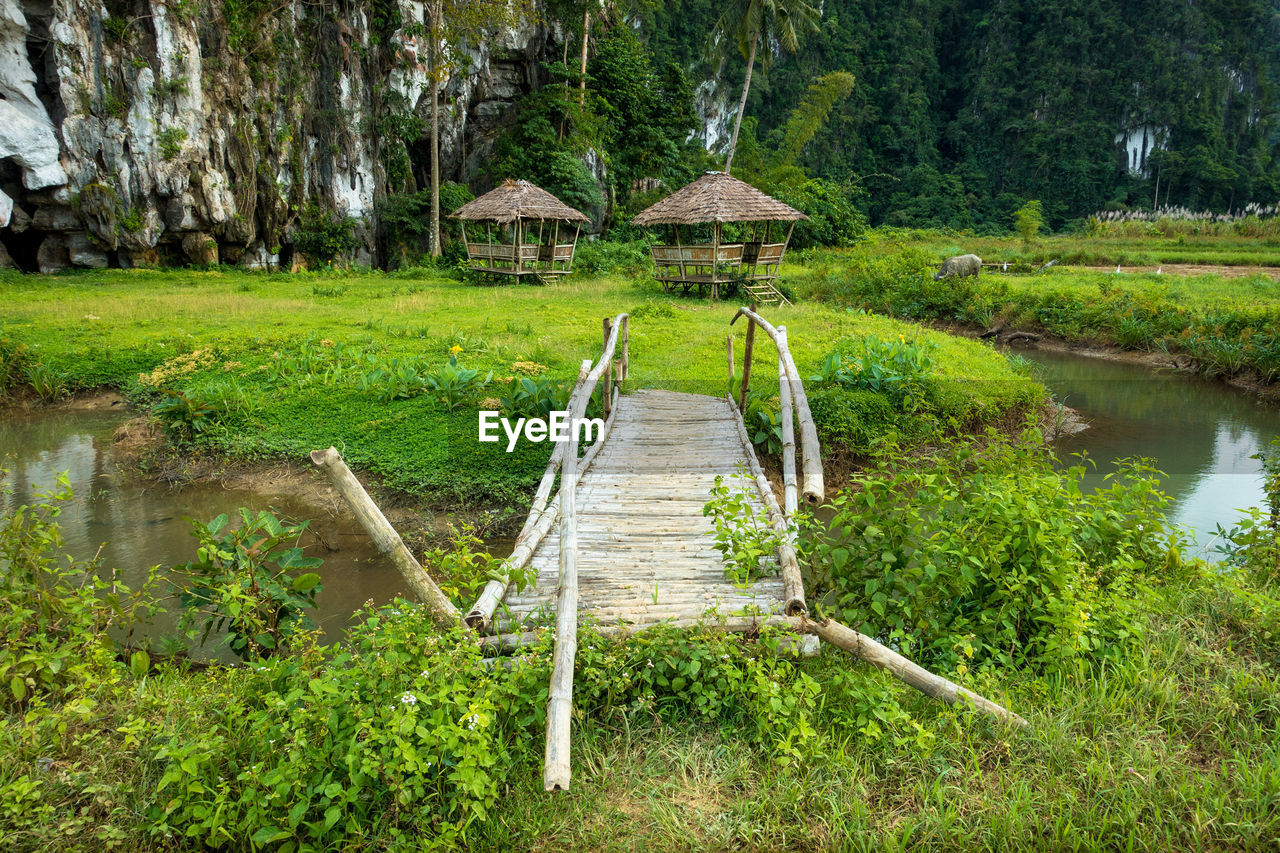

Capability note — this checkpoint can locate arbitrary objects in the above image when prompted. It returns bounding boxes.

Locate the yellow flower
[898,333,905,343]
[449,344,463,356]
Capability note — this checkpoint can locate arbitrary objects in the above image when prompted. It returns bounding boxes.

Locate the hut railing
[727,306,824,617]
[464,314,630,631]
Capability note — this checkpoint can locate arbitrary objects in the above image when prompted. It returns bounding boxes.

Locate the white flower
[464,714,478,729]
[399,692,417,706]
[419,670,429,678]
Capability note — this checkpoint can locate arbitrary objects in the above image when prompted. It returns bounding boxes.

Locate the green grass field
[3,253,1280,850]
[0,267,1038,505]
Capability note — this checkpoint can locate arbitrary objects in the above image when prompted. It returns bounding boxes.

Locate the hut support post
[712,223,721,301]
[308,447,459,629]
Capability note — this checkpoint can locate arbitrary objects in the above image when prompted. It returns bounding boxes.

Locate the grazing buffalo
[934,253,982,281]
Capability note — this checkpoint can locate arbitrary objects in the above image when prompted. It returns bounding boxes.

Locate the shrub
[1,474,154,709]
[295,203,359,265]
[173,509,323,660]
[800,432,1187,673]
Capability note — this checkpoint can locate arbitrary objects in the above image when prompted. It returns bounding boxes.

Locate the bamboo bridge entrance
[502,389,787,629]
[310,309,1029,797]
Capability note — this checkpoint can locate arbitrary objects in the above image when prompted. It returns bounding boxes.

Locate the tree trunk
[724,30,758,175]
[578,10,590,106]
[429,1,443,257]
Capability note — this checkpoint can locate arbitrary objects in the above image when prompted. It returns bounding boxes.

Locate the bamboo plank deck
[500,389,784,629]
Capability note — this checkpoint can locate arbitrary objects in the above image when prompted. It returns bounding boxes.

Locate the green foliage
[741,390,783,455]
[153,388,221,442]
[1215,437,1280,583]
[174,509,323,660]
[424,524,527,605]
[424,349,492,411]
[775,71,857,167]
[572,239,651,276]
[0,474,153,709]
[810,333,937,407]
[802,433,1187,672]
[379,183,474,265]
[295,204,359,265]
[157,127,185,161]
[1014,200,1045,246]
[22,362,69,404]
[498,376,571,420]
[0,337,32,397]
[703,464,786,585]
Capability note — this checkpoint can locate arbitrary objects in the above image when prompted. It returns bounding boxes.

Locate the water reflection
[1023,349,1280,554]
[1,408,410,652]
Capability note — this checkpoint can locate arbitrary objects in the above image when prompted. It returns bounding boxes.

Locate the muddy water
[0,408,413,652]
[1023,348,1280,556]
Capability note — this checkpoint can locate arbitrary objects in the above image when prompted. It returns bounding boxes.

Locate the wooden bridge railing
[464,314,629,633]
[728,306,825,617]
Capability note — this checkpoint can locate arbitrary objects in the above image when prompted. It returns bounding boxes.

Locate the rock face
[0,0,553,271]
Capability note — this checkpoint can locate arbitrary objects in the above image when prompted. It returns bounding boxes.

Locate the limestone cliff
[0,0,551,271]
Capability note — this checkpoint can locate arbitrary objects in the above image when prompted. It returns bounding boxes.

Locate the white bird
[1114,265,1122,274]
[1002,262,1009,272]
[1156,266,1162,274]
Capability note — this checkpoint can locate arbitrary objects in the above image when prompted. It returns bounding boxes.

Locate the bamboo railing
[727,306,824,617]
[463,315,629,632]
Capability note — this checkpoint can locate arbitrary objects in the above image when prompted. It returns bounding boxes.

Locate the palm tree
[711,0,819,174]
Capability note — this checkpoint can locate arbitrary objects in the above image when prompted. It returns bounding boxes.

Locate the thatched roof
[631,172,808,226]
[450,179,590,224]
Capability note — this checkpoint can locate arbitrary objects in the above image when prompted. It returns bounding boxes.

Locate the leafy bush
[1,474,154,708]
[498,376,571,420]
[810,333,938,407]
[0,337,33,397]
[741,390,783,455]
[801,432,1187,673]
[424,349,492,411]
[807,386,897,455]
[775,178,869,249]
[294,204,359,265]
[174,509,323,660]
[573,239,651,276]
[153,388,221,442]
[703,465,785,585]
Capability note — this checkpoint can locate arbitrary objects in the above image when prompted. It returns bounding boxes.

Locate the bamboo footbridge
[309,309,1028,795]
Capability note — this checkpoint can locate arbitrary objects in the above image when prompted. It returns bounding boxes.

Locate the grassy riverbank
[801,239,1280,385]
[0,267,1039,506]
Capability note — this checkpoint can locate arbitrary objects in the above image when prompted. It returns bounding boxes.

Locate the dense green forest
[496,0,1280,234]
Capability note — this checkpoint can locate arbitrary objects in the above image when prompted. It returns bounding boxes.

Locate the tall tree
[424,0,531,256]
[710,0,819,174]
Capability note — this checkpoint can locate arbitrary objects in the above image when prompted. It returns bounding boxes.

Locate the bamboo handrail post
[309,447,459,629]
[602,317,613,419]
[776,326,798,518]
[544,357,592,792]
[726,334,734,387]
[730,306,824,504]
[738,314,755,411]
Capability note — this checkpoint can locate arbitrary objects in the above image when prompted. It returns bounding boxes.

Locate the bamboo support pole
[727,334,735,387]
[738,313,756,410]
[727,395,807,616]
[465,316,629,630]
[776,326,798,518]
[308,447,459,629]
[730,307,824,505]
[544,356,591,792]
[803,617,1028,727]
[602,317,613,418]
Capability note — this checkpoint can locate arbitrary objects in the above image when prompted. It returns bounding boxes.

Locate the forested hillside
[621,0,1280,229]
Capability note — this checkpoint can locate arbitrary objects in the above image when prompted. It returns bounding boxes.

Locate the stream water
[1023,348,1280,557]
[3,350,1278,649]
[0,408,411,652]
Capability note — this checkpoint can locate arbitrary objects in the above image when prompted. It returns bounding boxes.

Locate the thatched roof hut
[451,179,590,225]
[632,172,807,226]
[450,180,588,284]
